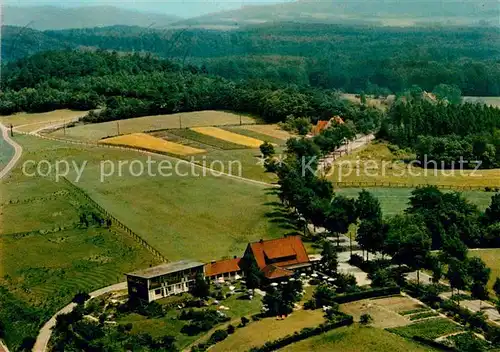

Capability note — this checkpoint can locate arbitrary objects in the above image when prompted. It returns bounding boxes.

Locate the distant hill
[173,0,500,27]
[2,6,181,30]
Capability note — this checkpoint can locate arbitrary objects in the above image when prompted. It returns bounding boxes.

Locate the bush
[227,324,235,334]
[208,329,228,345]
[333,286,400,304]
[303,299,316,310]
[241,316,250,326]
[360,313,373,325]
[72,292,90,305]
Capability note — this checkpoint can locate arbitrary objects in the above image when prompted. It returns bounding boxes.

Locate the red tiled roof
[248,236,309,271]
[264,244,296,260]
[204,258,242,277]
[332,115,345,125]
[262,264,293,280]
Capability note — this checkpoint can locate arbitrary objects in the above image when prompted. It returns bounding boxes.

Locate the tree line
[380,94,500,169]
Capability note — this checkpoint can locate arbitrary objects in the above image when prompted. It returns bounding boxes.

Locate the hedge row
[247,314,353,352]
[333,286,401,304]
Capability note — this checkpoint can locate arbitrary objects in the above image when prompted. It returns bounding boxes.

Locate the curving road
[0,123,22,180]
[33,282,127,352]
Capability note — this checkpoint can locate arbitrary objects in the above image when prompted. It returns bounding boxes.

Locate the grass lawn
[327,141,500,188]
[118,292,262,350]
[50,110,256,141]
[470,249,500,292]
[279,325,440,352]
[387,318,463,340]
[0,109,88,129]
[336,187,494,216]
[211,309,325,352]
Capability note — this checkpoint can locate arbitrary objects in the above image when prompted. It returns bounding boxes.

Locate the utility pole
[179,115,182,129]
[117,121,120,136]
[9,124,13,137]
[239,113,242,126]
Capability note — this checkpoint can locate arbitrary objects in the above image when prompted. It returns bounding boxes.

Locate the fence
[334,181,499,192]
[61,177,168,263]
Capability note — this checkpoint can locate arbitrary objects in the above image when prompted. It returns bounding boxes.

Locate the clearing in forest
[98,133,206,156]
[191,126,264,148]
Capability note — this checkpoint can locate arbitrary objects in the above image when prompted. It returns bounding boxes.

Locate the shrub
[241,316,250,326]
[360,313,373,325]
[72,292,90,305]
[227,324,235,334]
[208,329,228,345]
[303,299,316,310]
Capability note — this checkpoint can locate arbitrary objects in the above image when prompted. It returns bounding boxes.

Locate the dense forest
[381,94,500,169]
[2,23,500,95]
[0,50,382,134]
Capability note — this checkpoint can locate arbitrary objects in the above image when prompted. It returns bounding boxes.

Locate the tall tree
[468,257,491,303]
[324,195,357,247]
[356,189,382,221]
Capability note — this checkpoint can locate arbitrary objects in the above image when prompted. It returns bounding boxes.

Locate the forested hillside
[0,50,382,134]
[11,23,499,96]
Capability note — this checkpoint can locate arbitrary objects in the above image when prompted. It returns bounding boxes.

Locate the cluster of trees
[381,97,500,169]
[262,279,303,317]
[24,23,500,95]
[52,302,178,351]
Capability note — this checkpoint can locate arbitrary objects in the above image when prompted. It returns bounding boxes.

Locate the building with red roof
[244,236,311,280]
[204,257,243,282]
[311,116,345,136]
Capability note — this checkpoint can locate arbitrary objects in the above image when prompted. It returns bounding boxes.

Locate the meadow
[327,141,500,189]
[0,130,14,170]
[50,110,256,141]
[0,109,88,130]
[463,96,500,108]
[336,188,495,216]
[0,136,159,348]
[279,325,440,352]
[212,309,325,352]
[470,249,500,292]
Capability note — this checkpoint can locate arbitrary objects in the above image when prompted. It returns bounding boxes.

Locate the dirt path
[0,123,22,180]
[318,134,375,173]
[33,282,126,352]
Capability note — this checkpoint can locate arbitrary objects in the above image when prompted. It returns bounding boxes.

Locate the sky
[3,0,291,18]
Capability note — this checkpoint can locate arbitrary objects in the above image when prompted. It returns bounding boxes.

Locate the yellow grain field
[98,133,205,156]
[191,127,264,148]
[241,124,293,141]
[0,109,88,129]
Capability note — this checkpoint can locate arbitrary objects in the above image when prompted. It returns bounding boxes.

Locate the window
[155,289,161,295]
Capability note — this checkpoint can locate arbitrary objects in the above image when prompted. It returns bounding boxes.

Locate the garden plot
[98,133,206,156]
[191,127,264,148]
[340,295,423,328]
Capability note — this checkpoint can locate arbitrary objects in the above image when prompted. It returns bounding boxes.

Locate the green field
[463,96,500,108]
[0,135,160,348]
[470,249,500,292]
[327,141,500,188]
[336,188,495,216]
[280,325,440,352]
[7,134,289,262]
[49,110,256,141]
[212,309,325,352]
[387,318,463,341]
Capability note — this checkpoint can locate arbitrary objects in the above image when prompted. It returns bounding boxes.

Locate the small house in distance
[311,115,345,136]
[126,260,205,303]
[244,236,311,281]
[204,257,243,282]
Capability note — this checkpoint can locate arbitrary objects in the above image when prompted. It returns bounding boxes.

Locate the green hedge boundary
[247,314,353,352]
[333,286,401,304]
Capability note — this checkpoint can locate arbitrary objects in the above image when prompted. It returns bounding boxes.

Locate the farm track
[0,123,22,180]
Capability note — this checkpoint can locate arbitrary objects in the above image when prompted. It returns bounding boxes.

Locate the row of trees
[380,97,500,169]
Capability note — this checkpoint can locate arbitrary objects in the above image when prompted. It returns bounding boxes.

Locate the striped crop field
[191,127,264,148]
[99,133,206,156]
[239,124,293,141]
